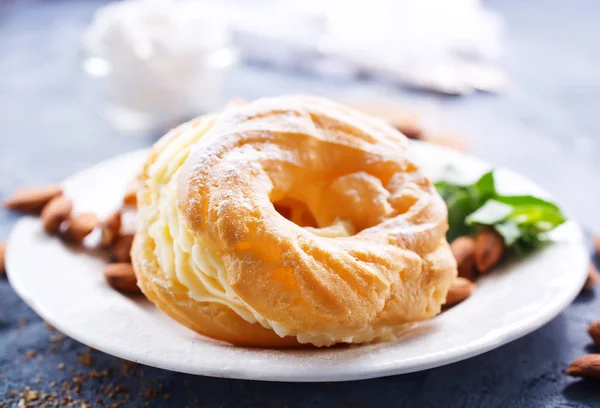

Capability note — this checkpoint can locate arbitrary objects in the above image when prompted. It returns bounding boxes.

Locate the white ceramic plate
[6,143,588,382]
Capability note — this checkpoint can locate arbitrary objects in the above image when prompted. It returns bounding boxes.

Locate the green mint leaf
[434,181,462,201]
[446,192,476,241]
[435,169,566,252]
[473,170,496,199]
[512,231,551,257]
[507,205,565,228]
[494,195,560,211]
[466,199,514,226]
[493,221,521,246]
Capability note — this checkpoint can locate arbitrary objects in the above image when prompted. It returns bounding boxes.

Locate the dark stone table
[1,0,599,406]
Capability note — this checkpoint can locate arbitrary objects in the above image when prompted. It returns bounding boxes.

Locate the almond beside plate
[5,145,588,382]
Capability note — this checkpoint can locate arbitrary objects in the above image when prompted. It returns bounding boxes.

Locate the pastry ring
[132,96,456,347]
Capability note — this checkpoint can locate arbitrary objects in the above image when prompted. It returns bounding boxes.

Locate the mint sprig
[435,170,566,254]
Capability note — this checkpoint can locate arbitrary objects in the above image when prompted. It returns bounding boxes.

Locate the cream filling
[139,119,410,346]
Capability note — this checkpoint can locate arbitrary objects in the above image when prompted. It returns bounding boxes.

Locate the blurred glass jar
[82,0,238,134]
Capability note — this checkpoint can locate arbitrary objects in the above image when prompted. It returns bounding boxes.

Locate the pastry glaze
[132,96,456,347]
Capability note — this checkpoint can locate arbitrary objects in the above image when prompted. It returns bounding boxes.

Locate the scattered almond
[62,213,99,244]
[123,191,137,207]
[122,182,137,207]
[451,236,477,281]
[112,234,134,263]
[392,117,422,140]
[444,277,475,306]
[104,263,139,293]
[566,354,600,380]
[41,196,73,234]
[3,185,62,214]
[0,241,6,275]
[585,264,598,290]
[588,321,600,346]
[100,212,122,248]
[474,228,504,273]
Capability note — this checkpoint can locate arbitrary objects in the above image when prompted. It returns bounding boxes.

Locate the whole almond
[112,234,134,263]
[62,213,99,244]
[122,182,137,207]
[566,354,600,380]
[0,241,6,275]
[595,235,600,257]
[104,263,140,293]
[474,228,505,273]
[3,185,62,214]
[100,212,122,248]
[585,264,598,290]
[392,117,422,140]
[589,321,600,346]
[41,196,73,234]
[444,277,475,306]
[451,236,477,281]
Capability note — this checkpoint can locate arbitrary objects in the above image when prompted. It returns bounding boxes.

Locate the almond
[122,182,137,207]
[444,277,475,306]
[566,354,600,380]
[474,228,504,273]
[595,235,600,257]
[100,212,122,248]
[3,185,62,214]
[41,196,73,234]
[585,264,598,290]
[62,213,99,244]
[451,236,477,281]
[0,241,6,275]
[104,263,140,294]
[112,234,134,263]
[588,321,600,346]
[392,117,422,140]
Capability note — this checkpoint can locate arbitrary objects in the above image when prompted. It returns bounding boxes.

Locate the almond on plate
[474,228,505,273]
[566,354,600,380]
[41,196,73,234]
[112,234,134,263]
[104,263,140,294]
[390,115,422,140]
[100,212,122,248]
[3,185,63,214]
[122,181,138,207]
[451,236,477,281]
[62,213,99,244]
[444,277,475,306]
[0,241,6,275]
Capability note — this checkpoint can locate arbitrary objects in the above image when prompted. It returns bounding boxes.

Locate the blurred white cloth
[228,0,505,94]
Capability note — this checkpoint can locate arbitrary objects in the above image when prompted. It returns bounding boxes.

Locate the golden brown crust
[133,96,457,347]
